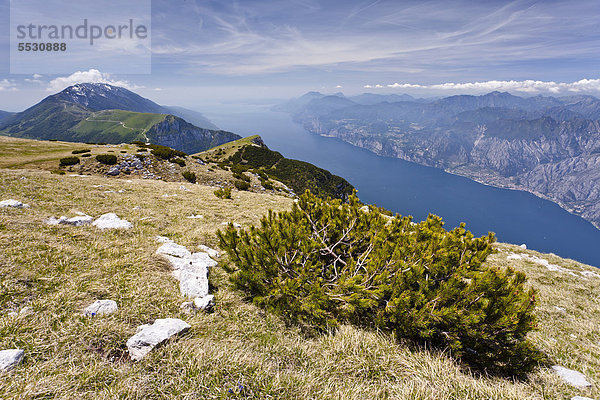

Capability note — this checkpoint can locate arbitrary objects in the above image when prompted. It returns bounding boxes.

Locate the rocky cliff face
[147,115,240,154]
[287,92,600,228]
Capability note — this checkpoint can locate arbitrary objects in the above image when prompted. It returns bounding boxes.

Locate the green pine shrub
[214,187,232,199]
[234,180,250,191]
[71,149,91,154]
[95,154,118,165]
[233,172,251,182]
[218,191,540,374]
[81,153,91,158]
[59,156,79,166]
[261,179,274,190]
[172,158,186,167]
[182,171,196,184]
[150,145,187,160]
[231,163,249,174]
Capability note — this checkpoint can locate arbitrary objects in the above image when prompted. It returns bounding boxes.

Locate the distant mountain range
[280,91,600,228]
[0,83,237,154]
[0,110,13,123]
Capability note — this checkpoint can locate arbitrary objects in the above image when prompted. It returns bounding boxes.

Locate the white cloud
[335,85,342,88]
[46,69,142,92]
[24,74,43,84]
[369,79,600,94]
[0,79,18,92]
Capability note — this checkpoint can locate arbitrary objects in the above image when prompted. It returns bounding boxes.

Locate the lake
[207,109,600,267]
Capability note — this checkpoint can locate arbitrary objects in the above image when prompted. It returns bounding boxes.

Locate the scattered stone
[7,312,18,318]
[552,365,592,388]
[92,213,133,230]
[554,306,566,313]
[156,242,191,258]
[45,215,93,226]
[106,166,120,176]
[233,223,242,228]
[156,235,173,243]
[179,266,210,298]
[520,244,527,249]
[132,206,141,210]
[64,215,94,226]
[581,270,600,279]
[507,253,522,260]
[179,185,190,191]
[126,318,190,361]
[84,300,118,317]
[45,216,67,225]
[19,306,33,316]
[571,396,596,400]
[193,295,215,312]
[156,242,217,299]
[0,199,29,209]
[0,349,24,372]
[359,205,370,213]
[198,245,219,259]
[187,215,204,219]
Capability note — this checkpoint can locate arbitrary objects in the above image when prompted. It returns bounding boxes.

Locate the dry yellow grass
[0,137,599,399]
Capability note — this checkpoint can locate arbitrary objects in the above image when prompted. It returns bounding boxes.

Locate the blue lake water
[207,109,600,267]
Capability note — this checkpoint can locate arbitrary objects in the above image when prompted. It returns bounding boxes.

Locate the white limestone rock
[84,300,118,317]
[156,242,191,258]
[126,318,190,361]
[45,215,93,226]
[198,245,219,259]
[0,199,29,209]
[520,244,527,249]
[194,295,215,311]
[179,266,210,298]
[571,396,596,400]
[155,235,173,243]
[506,253,522,260]
[19,306,33,316]
[552,365,592,388]
[0,349,24,371]
[64,215,94,226]
[92,213,133,230]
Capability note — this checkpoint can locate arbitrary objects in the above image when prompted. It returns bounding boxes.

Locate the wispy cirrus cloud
[149,0,600,78]
[365,79,600,94]
[46,69,142,92]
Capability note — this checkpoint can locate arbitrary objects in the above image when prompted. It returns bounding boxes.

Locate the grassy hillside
[71,110,167,144]
[199,135,355,200]
[0,138,599,399]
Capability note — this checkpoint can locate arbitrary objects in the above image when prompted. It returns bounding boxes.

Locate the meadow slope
[0,138,599,399]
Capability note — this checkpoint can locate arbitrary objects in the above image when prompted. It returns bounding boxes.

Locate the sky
[0,0,599,111]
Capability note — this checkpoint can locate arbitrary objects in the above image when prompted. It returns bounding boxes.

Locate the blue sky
[1,0,599,111]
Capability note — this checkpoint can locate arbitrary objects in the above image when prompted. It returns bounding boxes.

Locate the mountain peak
[51,83,164,114]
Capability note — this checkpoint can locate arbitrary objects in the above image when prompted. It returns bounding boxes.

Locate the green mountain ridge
[0,85,241,154]
[198,135,354,200]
